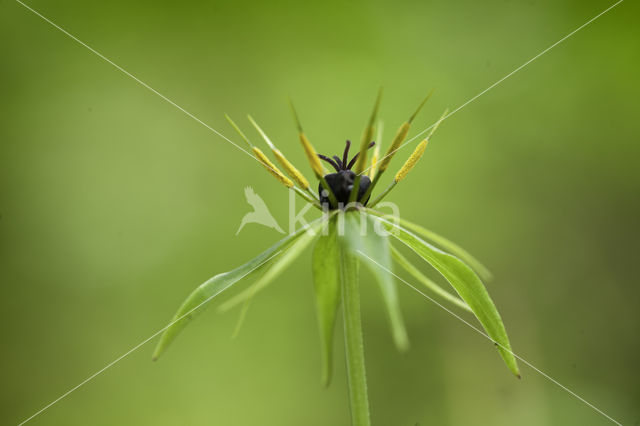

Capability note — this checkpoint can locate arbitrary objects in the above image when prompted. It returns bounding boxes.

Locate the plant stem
[340,247,371,426]
[292,186,322,209]
[368,181,396,208]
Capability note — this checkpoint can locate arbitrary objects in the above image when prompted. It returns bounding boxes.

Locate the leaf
[338,232,371,426]
[218,218,325,312]
[152,222,314,360]
[341,211,409,352]
[312,216,341,386]
[379,217,520,377]
[375,212,493,282]
[390,245,471,312]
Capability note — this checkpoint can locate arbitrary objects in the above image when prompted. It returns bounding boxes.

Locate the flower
[152,92,520,426]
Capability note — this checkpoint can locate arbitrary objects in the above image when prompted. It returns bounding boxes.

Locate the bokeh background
[1,0,639,424]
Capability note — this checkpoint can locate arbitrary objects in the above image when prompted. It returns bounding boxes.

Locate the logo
[236,186,401,237]
[236,186,284,235]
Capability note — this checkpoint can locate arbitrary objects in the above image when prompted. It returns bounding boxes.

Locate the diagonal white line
[14,0,282,175]
[16,0,624,182]
[14,0,625,424]
[360,0,624,176]
[16,250,284,426]
[356,249,622,425]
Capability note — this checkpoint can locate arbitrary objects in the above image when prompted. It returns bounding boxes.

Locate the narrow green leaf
[218,219,325,311]
[152,222,313,360]
[339,235,371,426]
[341,211,409,352]
[373,212,493,282]
[390,245,471,312]
[312,217,341,386]
[380,217,520,377]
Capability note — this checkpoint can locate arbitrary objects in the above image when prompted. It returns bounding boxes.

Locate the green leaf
[312,216,341,386]
[152,222,313,360]
[371,211,493,282]
[339,234,371,426]
[390,245,471,312]
[380,217,520,377]
[341,211,409,352]
[218,218,325,312]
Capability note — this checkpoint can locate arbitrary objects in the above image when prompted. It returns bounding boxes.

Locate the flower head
[153,92,520,425]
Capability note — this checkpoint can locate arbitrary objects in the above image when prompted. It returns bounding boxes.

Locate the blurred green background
[1,0,639,424]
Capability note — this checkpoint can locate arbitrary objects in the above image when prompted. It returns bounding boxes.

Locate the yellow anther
[252,147,294,188]
[394,139,428,183]
[378,121,410,173]
[299,133,325,179]
[273,148,310,189]
[247,114,311,190]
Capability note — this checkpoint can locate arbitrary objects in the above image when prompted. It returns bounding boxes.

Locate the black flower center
[317,140,374,208]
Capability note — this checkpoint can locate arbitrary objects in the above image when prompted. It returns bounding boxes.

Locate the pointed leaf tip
[408,89,434,124]
[378,217,519,376]
[152,222,317,360]
[287,97,304,133]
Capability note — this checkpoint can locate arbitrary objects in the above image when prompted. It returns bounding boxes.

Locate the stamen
[275,150,311,190]
[378,123,409,173]
[248,114,311,190]
[288,97,339,208]
[288,99,326,179]
[369,108,446,207]
[226,113,295,190]
[288,97,304,133]
[377,91,433,175]
[394,139,429,183]
[352,88,383,175]
[224,114,253,148]
[253,147,294,188]
[408,89,434,124]
[300,133,326,179]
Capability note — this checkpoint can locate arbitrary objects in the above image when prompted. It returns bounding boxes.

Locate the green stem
[340,246,371,426]
[293,186,322,209]
[368,181,396,208]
